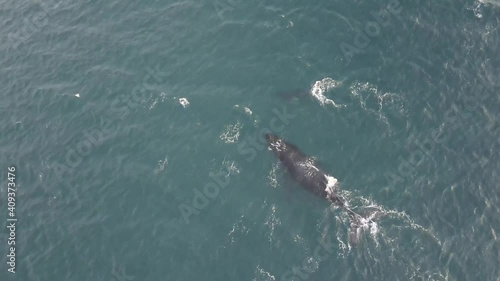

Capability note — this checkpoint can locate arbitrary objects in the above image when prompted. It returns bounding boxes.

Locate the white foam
[226,215,248,244]
[222,159,240,175]
[178,97,190,108]
[357,216,379,237]
[149,92,169,109]
[470,0,500,18]
[310,77,343,108]
[324,175,338,196]
[267,163,279,188]
[153,156,168,175]
[264,203,281,244]
[254,265,276,281]
[220,121,243,144]
[233,105,253,116]
[349,81,407,132]
[244,107,252,116]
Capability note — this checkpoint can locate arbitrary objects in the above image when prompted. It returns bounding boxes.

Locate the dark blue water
[1,0,499,280]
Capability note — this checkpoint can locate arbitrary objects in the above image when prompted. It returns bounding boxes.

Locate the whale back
[266,134,329,198]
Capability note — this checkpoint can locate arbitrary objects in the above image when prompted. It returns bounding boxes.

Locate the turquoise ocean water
[1,0,500,280]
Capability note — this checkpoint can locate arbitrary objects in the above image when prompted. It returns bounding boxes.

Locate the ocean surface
[1,0,500,280]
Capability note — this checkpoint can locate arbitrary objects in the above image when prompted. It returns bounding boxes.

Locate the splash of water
[309,77,344,108]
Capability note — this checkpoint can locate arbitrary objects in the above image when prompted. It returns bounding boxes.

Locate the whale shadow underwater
[265,133,383,245]
[276,89,310,101]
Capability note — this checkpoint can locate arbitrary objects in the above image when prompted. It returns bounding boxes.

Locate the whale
[265,134,337,198]
[265,133,379,244]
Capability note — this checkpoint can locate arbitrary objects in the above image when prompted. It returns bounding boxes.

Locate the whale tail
[327,194,384,245]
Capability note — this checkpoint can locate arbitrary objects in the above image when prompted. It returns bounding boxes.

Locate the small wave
[253,265,276,281]
[292,234,308,250]
[153,156,168,175]
[222,158,240,175]
[267,163,280,188]
[149,92,169,110]
[349,81,407,129]
[220,120,243,144]
[227,215,249,244]
[264,203,281,244]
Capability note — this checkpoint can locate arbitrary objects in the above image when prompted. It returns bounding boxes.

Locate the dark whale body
[265,133,381,245]
[265,133,343,205]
